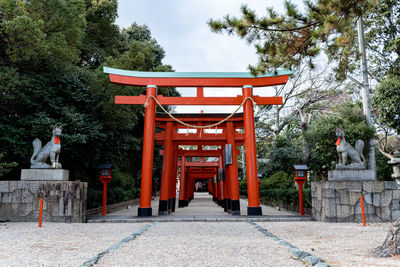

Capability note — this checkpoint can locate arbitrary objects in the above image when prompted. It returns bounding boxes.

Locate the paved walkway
[88,192,310,222]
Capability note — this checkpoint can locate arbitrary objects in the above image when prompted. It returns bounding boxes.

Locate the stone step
[87,215,312,223]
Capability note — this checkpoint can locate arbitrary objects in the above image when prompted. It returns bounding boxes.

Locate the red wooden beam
[115,95,283,106]
[177,149,222,157]
[187,174,216,179]
[157,140,245,146]
[178,162,219,167]
[155,132,245,141]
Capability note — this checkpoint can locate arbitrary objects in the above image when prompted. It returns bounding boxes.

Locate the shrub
[260,171,295,191]
[259,188,312,214]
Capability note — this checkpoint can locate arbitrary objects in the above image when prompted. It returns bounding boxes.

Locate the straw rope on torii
[144,95,256,129]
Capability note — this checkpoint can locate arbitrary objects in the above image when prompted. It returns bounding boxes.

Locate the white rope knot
[143,95,256,129]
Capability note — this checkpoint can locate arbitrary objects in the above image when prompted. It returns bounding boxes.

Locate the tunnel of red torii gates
[104,66,292,217]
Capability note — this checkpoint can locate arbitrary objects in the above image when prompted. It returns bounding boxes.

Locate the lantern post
[98,164,113,216]
[293,164,308,216]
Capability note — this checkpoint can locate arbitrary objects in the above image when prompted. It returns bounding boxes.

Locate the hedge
[259,188,312,214]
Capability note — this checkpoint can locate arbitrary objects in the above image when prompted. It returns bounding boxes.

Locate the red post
[360,196,366,227]
[179,156,187,207]
[214,175,218,202]
[242,85,262,216]
[169,145,178,212]
[158,121,173,215]
[101,181,108,216]
[38,198,43,228]
[295,178,305,216]
[138,85,157,217]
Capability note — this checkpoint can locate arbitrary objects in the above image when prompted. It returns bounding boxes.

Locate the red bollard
[360,196,366,227]
[295,178,305,216]
[38,198,43,228]
[101,181,108,216]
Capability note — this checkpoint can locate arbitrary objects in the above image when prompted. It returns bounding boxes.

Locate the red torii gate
[155,113,244,215]
[104,67,291,216]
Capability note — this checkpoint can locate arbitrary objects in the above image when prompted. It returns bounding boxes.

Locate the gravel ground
[97,222,302,267]
[258,221,400,267]
[2,193,399,267]
[0,222,148,267]
[1,221,399,267]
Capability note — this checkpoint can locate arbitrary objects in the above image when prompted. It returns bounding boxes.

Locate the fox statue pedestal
[328,168,375,181]
[21,169,69,181]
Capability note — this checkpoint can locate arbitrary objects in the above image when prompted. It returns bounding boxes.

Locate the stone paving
[88,192,309,222]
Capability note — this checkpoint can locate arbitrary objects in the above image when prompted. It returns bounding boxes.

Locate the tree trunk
[299,109,310,165]
[372,217,400,257]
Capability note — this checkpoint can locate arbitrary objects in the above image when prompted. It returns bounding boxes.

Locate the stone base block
[0,180,87,223]
[312,181,400,222]
[21,169,69,181]
[328,169,375,181]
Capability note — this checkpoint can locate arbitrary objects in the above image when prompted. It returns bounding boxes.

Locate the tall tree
[79,0,120,68]
[209,0,376,79]
[0,0,179,208]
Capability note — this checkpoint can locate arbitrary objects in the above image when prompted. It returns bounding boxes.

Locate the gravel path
[97,222,302,267]
[2,192,399,267]
[0,222,148,267]
[258,221,400,267]
[1,221,399,266]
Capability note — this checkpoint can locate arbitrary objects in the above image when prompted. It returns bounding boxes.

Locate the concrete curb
[248,221,329,266]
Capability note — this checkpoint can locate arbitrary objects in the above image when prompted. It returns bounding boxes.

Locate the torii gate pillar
[243,85,262,215]
[138,85,157,217]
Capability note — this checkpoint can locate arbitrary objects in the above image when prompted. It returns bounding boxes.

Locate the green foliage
[0,152,17,174]
[258,134,303,178]
[365,0,400,77]
[79,0,119,68]
[0,0,86,69]
[208,0,377,79]
[260,188,312,214]
[0,0,178,209]
[372,75,400,134]
[375,148,394,181]
[260,171,295,191]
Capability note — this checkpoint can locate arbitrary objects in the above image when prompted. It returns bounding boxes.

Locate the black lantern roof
[293,164,308,170]
[98,163,113,169]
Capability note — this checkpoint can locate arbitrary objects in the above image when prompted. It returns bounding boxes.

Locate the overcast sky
[116,0,303,113]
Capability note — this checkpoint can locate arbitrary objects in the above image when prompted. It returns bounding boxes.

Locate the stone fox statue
[335,128,365,167]
[30,125,62,169]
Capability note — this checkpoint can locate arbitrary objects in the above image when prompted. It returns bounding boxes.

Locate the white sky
[116,0,303,113]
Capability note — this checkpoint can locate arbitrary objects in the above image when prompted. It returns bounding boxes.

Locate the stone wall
[0,180,87,223]
[312,181,400,222]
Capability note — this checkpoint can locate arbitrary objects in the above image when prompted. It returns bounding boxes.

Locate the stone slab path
[88,192,310,222]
